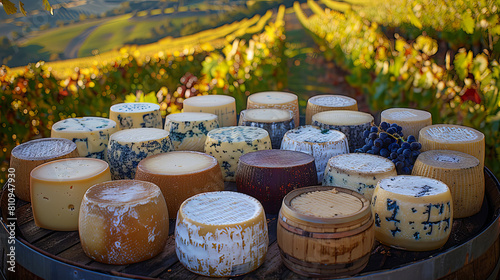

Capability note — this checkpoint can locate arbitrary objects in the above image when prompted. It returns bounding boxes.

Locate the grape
[390,152,398,159]
[403,149,411,158]
[410,142,422,150]
[387,127,397,134]
[402,166,411,174]
[363,130,370,138]
[372,146,381,154]
[407,135,416,143]
[374,139,383,147]
[395,161,404,170]
[390,123,398,128]
[362,145,371,152]
[380,148,390,157]
[401,142,410,150]
[389,143,399,151]
[379,132,388,139]
[369,132,378,140]
[397,148,404,154]
[367,150,374,154]
[380,122,389,130]
[370,126,379,133]
[397,154,405,161]
[383,138,393,147]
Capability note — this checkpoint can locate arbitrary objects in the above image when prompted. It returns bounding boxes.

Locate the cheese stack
[305,95,358,125]
[107,128,174,180]
[51,117,117,159]
[204,126,272,181]
[312,110,374,152]
[10,138,78,202]
[183,95,237,127]
[135,151,224,218]
[419,124,485,167]
[281,125,349,183]
[372,175,453,251]
[323,153,397,201]
[164,112,219,152]
[79,180,169,264]
[247,91,300,127]
[412,150,484,218]
[238,108,295,149]
[381,108,432,139]
[175,191,268,277]
[30,158,111,231]
[109,102,162,130]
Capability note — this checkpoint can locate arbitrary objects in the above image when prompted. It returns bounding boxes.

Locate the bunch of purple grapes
[354,122,422,175]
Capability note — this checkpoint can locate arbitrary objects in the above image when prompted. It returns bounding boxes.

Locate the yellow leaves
[2,0,17,15]
[19,1,26,15]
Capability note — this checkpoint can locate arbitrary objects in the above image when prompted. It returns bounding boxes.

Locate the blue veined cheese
[51,117,117,160]
[305,95,358,125]
[109,102,162,130]
[323,153,396,201]
[281,125,349,183]
[175,191,268,277]
[107,128,174,180]
[247,91,299,127]
[164,112,219,152]
[372,175,453,251]
[205,126,271,181]
[182,95,236,127]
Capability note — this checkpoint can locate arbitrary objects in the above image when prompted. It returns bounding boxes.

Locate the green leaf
[472,54,489,80]
[2,0,17,15]
[19,1,26,15]
[454,51,473,80]
[408,6,422,29]
[461,13,475,34]
[414,36,438,56]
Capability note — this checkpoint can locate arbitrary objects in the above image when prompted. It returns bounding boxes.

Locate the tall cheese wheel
[305,95,358,125]
[51,117,117,159]
[204,126,271,181]
[109,102,162,130]
[182,95,237,127]
[281,125,349,183]
[312,110,374,152]
[323,153,397,201]
[30,158,111,231]
[247,91,299,127]
[79,180,169,265]
[238,108,295,149]
[175,191,268,277]
[381,108,432,140]
[164,112,219,152]
[135,151,224,218]
[9,138,78,202]
[107,128,174,180]
[412,150,484,218]
[372,175,453,251]
[419,124,485,167]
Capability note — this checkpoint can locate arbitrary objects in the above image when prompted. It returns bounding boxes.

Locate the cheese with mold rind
[305,95,358,125]
[109,102,162,130]
[239,108,295,149]
[164,112,219,152]
[182,95,237,127]
[247,91,299,127]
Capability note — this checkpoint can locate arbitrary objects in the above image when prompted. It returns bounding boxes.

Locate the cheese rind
[109,102,162,130]
[381,108,432,140]
[182,95,237,127]
[239,109,295,149]
[247,91,300,127]
[305,95,358,125]
[164,112,219,152]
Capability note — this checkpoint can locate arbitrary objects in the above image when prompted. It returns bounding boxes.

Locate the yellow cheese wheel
[381,108,432,140]
[164,112,219,152]
[109,102,163,130]
[182,95,237,127]
[305,95,358,125]
[247,91,300,127]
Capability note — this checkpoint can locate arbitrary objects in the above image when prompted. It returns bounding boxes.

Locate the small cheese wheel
[419,124,485,167]
[107,128,174,180]
[323,153,397,201]
[381,108,432,140]
[281,125,349,183]
[10,138,78,202]
[164,112,219,152]
[135,151,224,218]
[305,95,358,125]
[247,91,299,127]
[312,110,374,152]
[182,95,237,127]
[372,175,453,251]
[30,158,111,231]
[79,180,169,265]
[204,126,272,181]
[51,117,117,159]
[239,108,295,149]
[175,191,268,277]
[109,102,162,130]
[412,150,484,218]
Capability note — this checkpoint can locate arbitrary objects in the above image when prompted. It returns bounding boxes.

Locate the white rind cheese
[239,109,295,149]
[164,112,219,152]
[305,95,358,124]
[182,95,237,127]
[381,108,432,140]
[247,91,300,127]
[109,102,163,130]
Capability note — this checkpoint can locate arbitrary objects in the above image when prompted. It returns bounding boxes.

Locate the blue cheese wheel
[182,95,237,127]
[109,102,162,130]
[51,117,117,159]
[372,175,453,251]
[164,112,219,152]
[305,95,358,125]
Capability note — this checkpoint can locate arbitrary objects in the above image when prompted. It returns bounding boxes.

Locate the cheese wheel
[182,95,237,127]
[175,191,268,277]
[238,108,295,149]
[281,125,349,183]
[9,138,78,202]
[164,112,219,152]
[30,158,111,231]
[247,91,299,127]
[372,175,453,251]
[51,117,117,159]
[312,110,374,152]
[135,151,224,218]
[323,153,397,201]
[381,108,432,140]
[412,150,484,218]
[204,126,272,181]
[305,95,358,125]
[107,128,174,180]
[109,102,162,130]
[419,124,485,167]
[79,180,169,264]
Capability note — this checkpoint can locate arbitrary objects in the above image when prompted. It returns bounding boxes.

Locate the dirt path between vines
[63,24,101,59]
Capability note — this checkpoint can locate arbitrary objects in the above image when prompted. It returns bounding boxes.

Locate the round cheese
[247,91,299,127]
[30,158,111,231]
[381,108,432,140]
[239,108,295,149]
[164,112,219,152]
[79,180,169,264]
[305,95,358,125]
[182,95,237,127]
[175,191,268,277]
[109,102,162,130]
